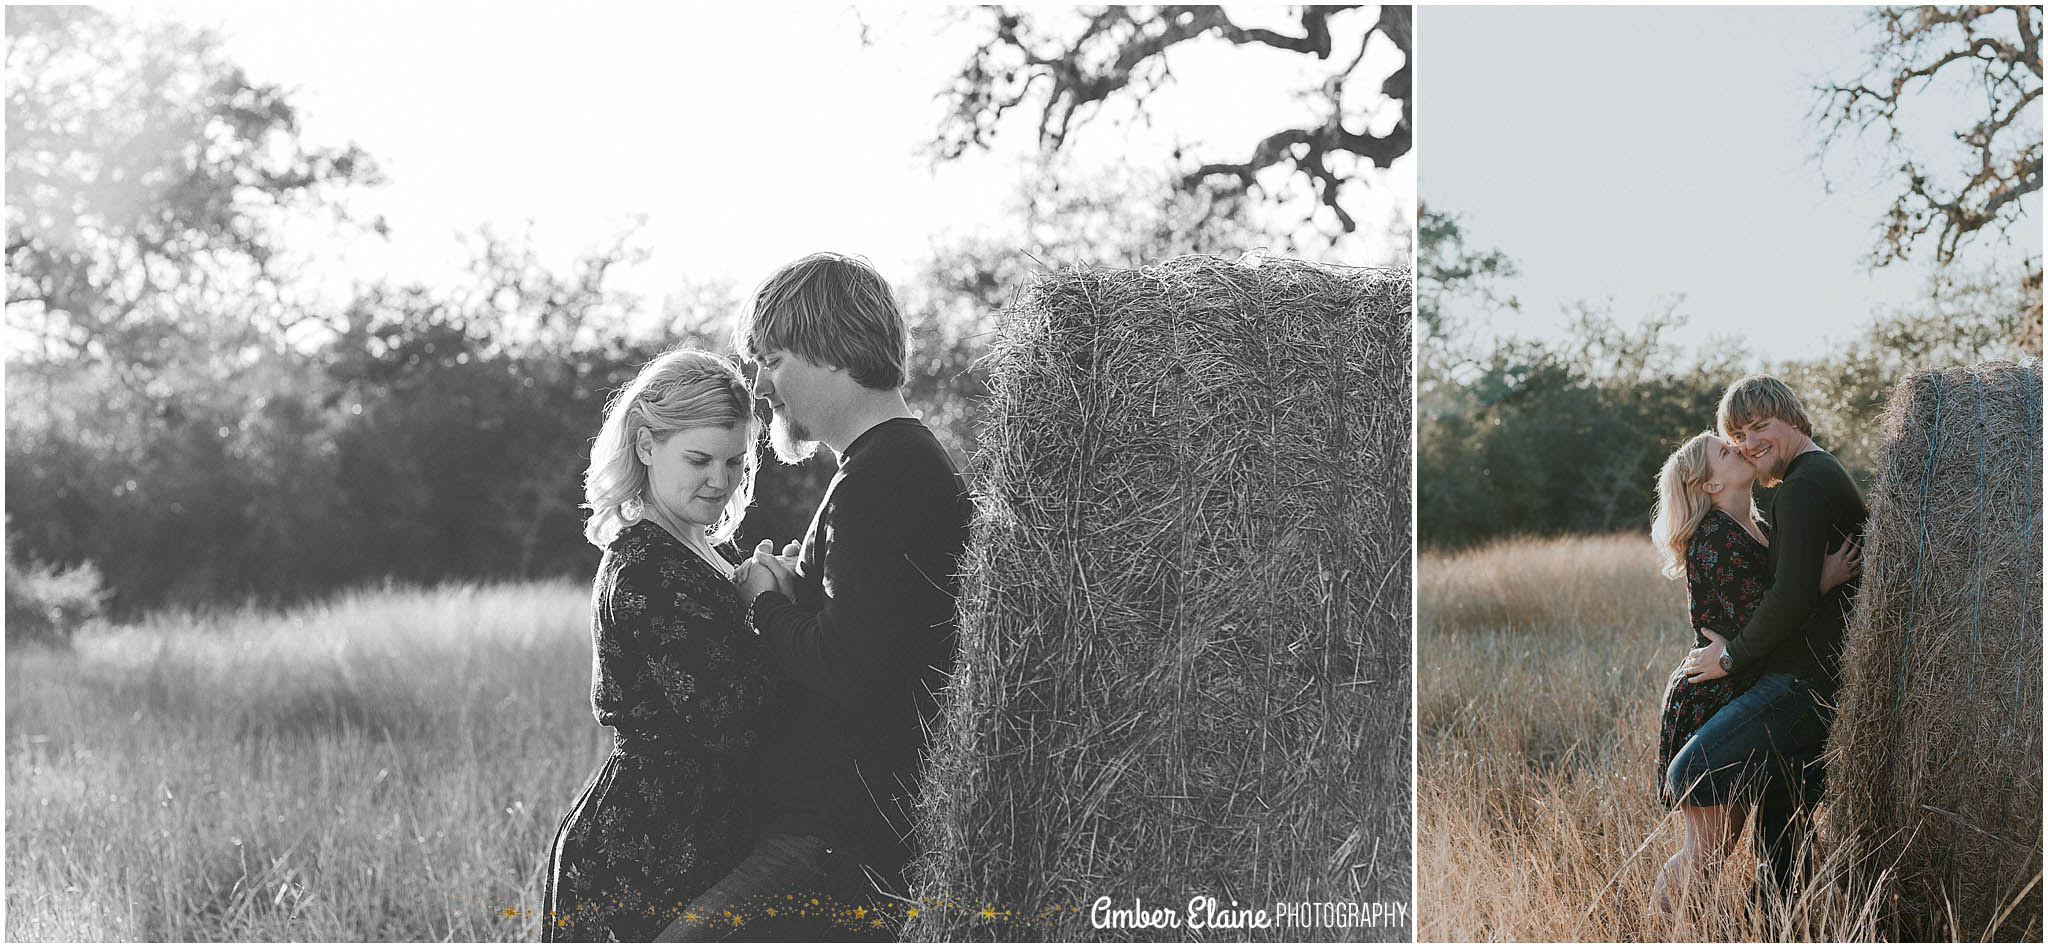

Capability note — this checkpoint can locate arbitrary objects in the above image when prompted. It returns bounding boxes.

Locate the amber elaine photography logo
[1089,895,1409,931]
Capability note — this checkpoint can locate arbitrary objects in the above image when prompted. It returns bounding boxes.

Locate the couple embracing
[541,253,973,941]
[1649,376,1870,912]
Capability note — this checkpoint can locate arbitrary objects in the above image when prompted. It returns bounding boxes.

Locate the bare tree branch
[1813,4,2043,269]
[932,5,1408,238]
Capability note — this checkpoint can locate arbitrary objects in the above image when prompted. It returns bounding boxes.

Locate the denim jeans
[1665,670,1830,896]
[656,832,892,942]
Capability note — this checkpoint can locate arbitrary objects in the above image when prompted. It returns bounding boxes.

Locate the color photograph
[1416,4,2041,942]
[5,4,1413,942]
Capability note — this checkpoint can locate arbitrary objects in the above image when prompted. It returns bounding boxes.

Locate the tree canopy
[5,6,379,380]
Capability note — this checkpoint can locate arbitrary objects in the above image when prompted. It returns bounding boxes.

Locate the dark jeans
[655,833,893,942]
[1665,670,1829,897]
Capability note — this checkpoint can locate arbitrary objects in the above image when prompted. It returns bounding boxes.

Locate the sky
[1420,5,2042,363]
[115,3,1413,325]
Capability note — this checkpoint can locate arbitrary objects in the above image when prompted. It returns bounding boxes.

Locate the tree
[1780,271,2040,477]
[1816,5,2041,268]
[1415,308,1746,549]
[932,5,1410,246]
[4,6,379,380]
[1416,206,1519,418]
[1814,5,2043,343]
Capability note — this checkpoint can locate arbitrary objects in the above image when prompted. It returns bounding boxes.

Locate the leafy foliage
[1418,216,2035,550]
[4,6,379,379]
[4,533,106,648]
[3,10,1254,615]
[1418,307,1740,550]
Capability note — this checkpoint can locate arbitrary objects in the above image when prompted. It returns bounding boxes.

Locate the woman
[1646,431,1855,913]
[544,348,768,941]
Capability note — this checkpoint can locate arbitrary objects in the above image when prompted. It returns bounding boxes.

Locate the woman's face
[1704,435,1755,494]
[641,424,749,528]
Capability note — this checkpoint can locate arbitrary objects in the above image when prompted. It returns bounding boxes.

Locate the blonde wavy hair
[583,349,757,548]
[1650,431,1721,580]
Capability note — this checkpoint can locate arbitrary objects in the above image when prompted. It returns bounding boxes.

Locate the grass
[18,535,2023,940]
[1418,533,1914,942]
[5,581,604,941]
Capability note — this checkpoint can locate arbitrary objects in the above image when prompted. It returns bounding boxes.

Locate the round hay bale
[904,256,1411,941]
[1825,361,2043,941]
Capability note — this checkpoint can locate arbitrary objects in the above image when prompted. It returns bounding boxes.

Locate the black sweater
[750,417,971,885]
[1723,449,1869,693]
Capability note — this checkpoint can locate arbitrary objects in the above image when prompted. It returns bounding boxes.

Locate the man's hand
[773,540,802,585]
[737,538,798,601]
[1683,629,1731,683]
[1820,536,1861,594]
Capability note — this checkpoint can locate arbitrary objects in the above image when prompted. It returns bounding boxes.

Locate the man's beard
[1755,448,1790,487]
[769,411,818,464]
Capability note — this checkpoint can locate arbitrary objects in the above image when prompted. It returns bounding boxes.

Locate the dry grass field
[1418,534,1933,942]
[6,582,603,941]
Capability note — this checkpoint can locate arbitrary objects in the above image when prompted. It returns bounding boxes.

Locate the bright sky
[119,3,1412,324]
[1421,5,2041,363]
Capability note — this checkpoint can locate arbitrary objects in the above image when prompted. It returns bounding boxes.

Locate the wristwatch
[1719,650,1735,674]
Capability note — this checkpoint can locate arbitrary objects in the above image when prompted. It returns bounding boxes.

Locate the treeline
[1417,211,2041,550]
[5,246,992,618]
[3,7,1013,623]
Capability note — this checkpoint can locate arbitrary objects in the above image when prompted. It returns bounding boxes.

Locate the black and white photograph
[5,4,1414,942]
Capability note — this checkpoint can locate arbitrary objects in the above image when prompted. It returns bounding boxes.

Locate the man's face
[751,348,832,463]
[1729,415,1798,485]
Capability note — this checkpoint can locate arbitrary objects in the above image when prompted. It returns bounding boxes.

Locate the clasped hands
[734,539,800,602]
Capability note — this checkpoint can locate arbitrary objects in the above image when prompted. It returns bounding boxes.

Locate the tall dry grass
[6,581,605,941]
[1418,534,1924,942]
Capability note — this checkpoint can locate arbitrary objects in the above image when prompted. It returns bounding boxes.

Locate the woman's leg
[1690,801,1744,860]
[1653,802,1739,914]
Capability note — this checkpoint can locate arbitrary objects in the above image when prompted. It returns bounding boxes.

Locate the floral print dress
[1656,508,1769,807]
[543,520,767,940]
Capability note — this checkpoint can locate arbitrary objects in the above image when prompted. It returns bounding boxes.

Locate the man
[660,252,971,941]
[1672,375,1868,901]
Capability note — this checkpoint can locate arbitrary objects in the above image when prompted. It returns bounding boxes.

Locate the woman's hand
[1820,536,1861,594]
[736,539,796,602]
[1682,629,1731,683]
